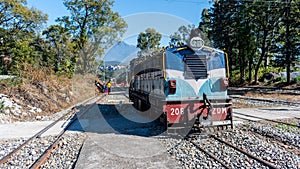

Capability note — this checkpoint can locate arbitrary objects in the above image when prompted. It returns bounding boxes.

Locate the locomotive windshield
[165,46,226,79]
[206,51,226,71]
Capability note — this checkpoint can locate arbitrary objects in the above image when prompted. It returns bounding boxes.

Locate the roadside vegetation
[134,0,299,88]
[0,0,126,120]
[199,0,300,86]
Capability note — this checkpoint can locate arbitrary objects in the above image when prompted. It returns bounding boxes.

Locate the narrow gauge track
[0,94,105,168]
[186,134,279,169]
[228,87,300,95]
[163,124,299,169]
[231,95,300,107]
[234,112,300,128]
[188,139,232,169]
[210,134,279,169]
[30,95,105,169]
[233,113,300,155]
[167,116,299,169]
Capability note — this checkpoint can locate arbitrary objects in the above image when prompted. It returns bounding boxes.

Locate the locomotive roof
[130,45,225,68]
[166,45,224,55]
[166,45,194,53]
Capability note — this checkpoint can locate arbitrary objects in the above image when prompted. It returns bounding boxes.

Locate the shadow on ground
[67,103,164,137]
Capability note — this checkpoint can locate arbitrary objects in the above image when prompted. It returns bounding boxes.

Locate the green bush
[0,77,22,89]
[274,76,285,82]
[292,76,300,83]
[229,70,241,86]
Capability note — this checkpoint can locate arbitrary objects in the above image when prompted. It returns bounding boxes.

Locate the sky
[26,0,213,46]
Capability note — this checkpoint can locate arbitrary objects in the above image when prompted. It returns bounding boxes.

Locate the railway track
[188,139,232,169]
[162,127,299,168]
[231,95,300,107]
[211,134,279,169]
[0,94,105,168]
[232,113,300,155]
[161,113,300,169]
[228,87,300,95]
[234,112,300,128]
[188,134,280,169]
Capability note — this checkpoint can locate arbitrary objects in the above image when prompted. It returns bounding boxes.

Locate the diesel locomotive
[129,37,233,130]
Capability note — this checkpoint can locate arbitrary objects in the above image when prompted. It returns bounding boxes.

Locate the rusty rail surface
[234,112,300,128]
[29,95,105,169]
[211,134,280,169]
[189,140,232,169]
[0,95,103,166]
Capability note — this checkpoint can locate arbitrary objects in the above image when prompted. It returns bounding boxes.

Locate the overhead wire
[164,0,299,5]
[164,0,210,4]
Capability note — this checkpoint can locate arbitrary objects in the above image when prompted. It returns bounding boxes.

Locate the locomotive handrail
[163,52,166,80]
[203,93,212,109]
[224,52,230,78]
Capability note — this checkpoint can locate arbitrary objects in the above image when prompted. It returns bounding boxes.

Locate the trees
[0,0,47,74]
[0,0,127,77]
[170,25,210,47]
[57,0,127,74]
[199,0,300,85]
[249,1,282,84]
[42,25,76,75]
[279,0,300,83]
[137,28,162,56]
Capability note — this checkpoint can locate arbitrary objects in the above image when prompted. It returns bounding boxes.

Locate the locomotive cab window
[207,52,226,71]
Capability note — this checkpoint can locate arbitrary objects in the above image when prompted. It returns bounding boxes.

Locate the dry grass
[0,65,98,122]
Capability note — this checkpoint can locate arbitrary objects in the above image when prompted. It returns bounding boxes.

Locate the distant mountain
[103,41,138,64]
[104,61,121,66]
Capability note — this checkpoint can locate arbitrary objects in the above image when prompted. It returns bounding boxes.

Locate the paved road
[74,90,180,169]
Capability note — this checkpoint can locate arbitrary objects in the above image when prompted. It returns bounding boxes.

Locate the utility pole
[125,66,128,87]
[103,60,106,82]
[285,0,291,84]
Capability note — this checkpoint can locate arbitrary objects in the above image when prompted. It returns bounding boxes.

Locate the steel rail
[234,115,300,155]
[233,115,257,122]
[234,112,300,128]
[211,135,280,169]
[229,86,300,91]
[29,95,105,169]
[231,95,300,106]
[0,109,77,165]
[0,95,101,165]
[189,140,232,169]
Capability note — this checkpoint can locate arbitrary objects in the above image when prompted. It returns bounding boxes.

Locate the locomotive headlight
[168,80,176,94]
[220,78,229,91]
[190,37,204,49]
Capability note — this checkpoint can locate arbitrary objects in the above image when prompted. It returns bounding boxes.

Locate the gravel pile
[0,138,27,159]
[0,95,100,168]
[217,129,300,169]
[0,94,42,124]
[160,136,270,169]
[249,122,300,149]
